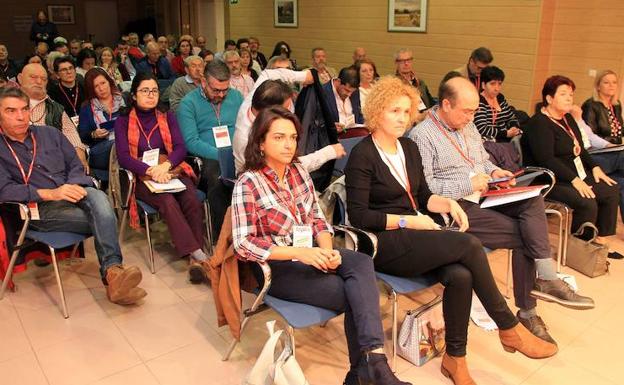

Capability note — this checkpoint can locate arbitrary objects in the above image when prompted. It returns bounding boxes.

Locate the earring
[260,150,265,156]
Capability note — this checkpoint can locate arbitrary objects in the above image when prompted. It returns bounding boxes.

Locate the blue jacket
[135,56,176,81]
[322,81,364,125]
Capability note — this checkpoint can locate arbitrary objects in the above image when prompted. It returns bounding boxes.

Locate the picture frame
[274,0,298,28]
[47,5,75,25]
[388,0,427,33]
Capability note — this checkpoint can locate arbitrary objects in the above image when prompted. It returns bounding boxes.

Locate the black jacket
[581,98,623,144]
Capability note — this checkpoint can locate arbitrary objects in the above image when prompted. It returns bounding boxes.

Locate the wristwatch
[398,216,407,229]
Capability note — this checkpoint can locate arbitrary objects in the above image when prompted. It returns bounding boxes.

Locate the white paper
[345,114,356,128]
[574,156,587,180]
[480,186,546,208]
[142,148,160,167]
[470,292,498,331]
[28,202,40,220]
[417,100,427,111]
[70,115,79,127]
[212,125,231,148]
[144,178,186,193]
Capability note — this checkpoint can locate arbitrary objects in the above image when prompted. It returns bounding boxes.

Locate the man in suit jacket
[322,66,365,138]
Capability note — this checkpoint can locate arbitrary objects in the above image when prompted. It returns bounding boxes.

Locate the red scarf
[126,108,196,228]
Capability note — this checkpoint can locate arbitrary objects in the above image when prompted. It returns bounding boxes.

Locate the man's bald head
[18,64,49,100]
[438,76,479,130]
[146,41,161,63]
[353,47,366,63]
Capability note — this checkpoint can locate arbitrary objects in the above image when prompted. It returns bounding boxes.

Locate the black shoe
[608,251,624,259]
[358,353,411,385]
[34,258,50,267]
[343,369,362,385]
[516,311,557,345]
[530,278,595,310]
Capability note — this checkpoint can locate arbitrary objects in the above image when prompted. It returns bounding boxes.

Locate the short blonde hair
[593,70,619,104]
[363,76,422,133]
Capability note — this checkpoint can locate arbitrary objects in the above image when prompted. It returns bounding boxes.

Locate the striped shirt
[30,98,86,150]
[408,106,499,200]
[473,94,519,141]
[232,163,333,262]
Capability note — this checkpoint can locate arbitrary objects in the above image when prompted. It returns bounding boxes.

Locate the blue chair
[0,202,88,318]
[217,147,236,184]
[222,259,342,361]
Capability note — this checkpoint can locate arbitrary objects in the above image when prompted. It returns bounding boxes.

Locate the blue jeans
[592,151,624,222]
[29,187,123,280]
[88,140,114,180]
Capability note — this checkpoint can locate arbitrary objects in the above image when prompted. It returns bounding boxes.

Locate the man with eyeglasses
[453,46,494,91]
[409,76,595,347]
[177,60,243,235]
[168,55,205,112]
[223,50,254,98]
[394,48,434,112]
[47,56,85,122]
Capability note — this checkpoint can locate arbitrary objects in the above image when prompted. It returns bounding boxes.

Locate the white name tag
[212,125,231,148]
[417,100,427,111]
[107,130,115,141]
[574,156,587,180]
[345,114,356,128]
[292,225,313,248]
[142,148,160,167]
[28,202,40,220]
[70,115,80,127]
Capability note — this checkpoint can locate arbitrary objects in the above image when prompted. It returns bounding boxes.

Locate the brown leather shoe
[440,354,476,385]
[530,278,595,310]
[105,265,144,304]
[517,311,557,345]
[188,258,210,284]
[110,287,147,305]
[499,322,558,359]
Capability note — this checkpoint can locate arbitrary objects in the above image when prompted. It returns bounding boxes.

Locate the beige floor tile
[89,364,160,385]
[113,302,220,361]
[156,258,211,302]
[521,357,618,385]
[0,303,32,363]
[35,329,141,385]
[0,352,49,385]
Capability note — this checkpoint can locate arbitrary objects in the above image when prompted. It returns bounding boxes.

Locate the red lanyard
[1,131,37,184]
[210,102,222,126]
[137,119,159,149]
[91,100,113,128]
[262,171,301,224]
[373,138,418,212]
[429,111,475,167]
[58,84,79,116]
[546,113,581,156]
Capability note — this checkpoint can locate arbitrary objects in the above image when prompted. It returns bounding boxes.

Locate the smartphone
[488,169,525,185]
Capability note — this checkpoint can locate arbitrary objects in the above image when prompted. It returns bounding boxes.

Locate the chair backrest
[333,135,367,175]
[218,147,236,183]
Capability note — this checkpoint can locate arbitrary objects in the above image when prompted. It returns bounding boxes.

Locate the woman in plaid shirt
[231,106,410,385]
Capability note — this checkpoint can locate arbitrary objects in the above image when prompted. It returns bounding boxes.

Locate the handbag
[566,222,609,278]
[243,320,309,385]
[397,296,445,366]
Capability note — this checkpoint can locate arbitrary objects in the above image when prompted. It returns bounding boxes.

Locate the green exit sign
[230,0,238,4]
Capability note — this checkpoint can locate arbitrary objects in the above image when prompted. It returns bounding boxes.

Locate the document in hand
[588,144,624,154]
[480,185,548,208]
[143,178,187,194]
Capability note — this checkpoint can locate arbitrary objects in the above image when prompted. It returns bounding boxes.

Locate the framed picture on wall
[47,5,75,25]
[274,0,298,28]
[388,0,427,32]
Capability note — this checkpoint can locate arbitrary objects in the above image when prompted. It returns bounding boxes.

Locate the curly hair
[362,76,422,133]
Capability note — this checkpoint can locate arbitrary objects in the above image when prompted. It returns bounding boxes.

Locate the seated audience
[215,39,237,61]
[18,63,88,171]
[127,33,145,60]
[30,10,58,46]
[311,47,337,85]
[522,75,620,258]
[270,41,297,69]
[45,51,63,83]
[323,66,365,137]
[157,35,175,62]
[115,72,209,283]
[232,105,412,385]
[69,39,82,59]
[81,41,94,51]
[134,42,176,88]
[410,76,594,347]
[344,77,557,385]
[355,58,379,108]
[453,47,494,91]
[352,47,367,64]
[35,42,49,62]
[236,38,249,51]
[0,45,19,81]
[474,66,521,141]
[394,48,434,111]
[76,49,97,77]
[114,39,136,81]
[194,35,207,56]
[224,50,254,98]
[177,60,243,234]
[99,47,124,86]
[582,70,623,145]
[47,56,85,122]
[142,33,155,50]
[54,41,69,55]
[168,55,204,112]
[239,48,259,81]
[171,38,193,76]
[202,50,215,65]
[78,68,125,178]
[0,87,146,305]
[248,36,267,69]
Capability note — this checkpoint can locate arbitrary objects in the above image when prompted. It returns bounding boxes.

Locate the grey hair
[266,55,290,69]
[184,55,203,67]
[0,87,30,104]
[394,48,412,61]
[204,60,230,81]
[223,50,240,61]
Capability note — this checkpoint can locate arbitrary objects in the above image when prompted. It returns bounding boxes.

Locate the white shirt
[332,80,354,126]
[374,140,409,190]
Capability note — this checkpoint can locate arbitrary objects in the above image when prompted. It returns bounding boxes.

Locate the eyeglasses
[57,66,75,73]
[206,83,229,95]
[137,88,160,96]
[395,58,413,64]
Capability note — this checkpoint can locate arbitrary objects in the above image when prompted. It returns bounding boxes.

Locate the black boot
[358,353,411,385]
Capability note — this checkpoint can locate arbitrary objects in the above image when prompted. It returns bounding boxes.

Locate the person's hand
[297,247,336,271]
[335,122,346,133]
[92,128,109,139]
[76,148,90,174]
[569,105,583,121]
[491,168,516,187]
[471,173,491,193]
[593,166,617,186]
[148,162,172,183]
[448,200,469,232]
[151,172,172,184]
[325,249,342,270]
[506,127,522,138]
[572,177,595,199]
[407,214,440,230]
[42,184,88,203]
[331,143,346,159]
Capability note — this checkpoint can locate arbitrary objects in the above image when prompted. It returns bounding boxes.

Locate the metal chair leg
[505,250,513,299]
[287,325,296,357]
[562,206,571,266]
[49,247,69,319]
[203,201,214,255]
[118,209,128,242]
[223,314,251,361]
[0,249,21,300]
[391,290,398,372]
[144,213,155,274]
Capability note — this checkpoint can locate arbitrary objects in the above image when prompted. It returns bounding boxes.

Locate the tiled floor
[2,222,623,385]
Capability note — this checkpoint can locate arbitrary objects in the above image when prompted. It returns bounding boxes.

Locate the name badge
[70,115,80,127]
[28,202,40,220]
[212,125,231,148]
[574,156,587,180]
[142,148,160,167]
[345,114,356,128]
[292,225,313,248]
[417,100,427,111]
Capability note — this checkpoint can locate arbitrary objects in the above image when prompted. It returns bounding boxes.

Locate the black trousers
[460,196,551,310]
[547,178,619,238]
[253,249,385,368]
[198,158,233,237]
[374,229,517,357]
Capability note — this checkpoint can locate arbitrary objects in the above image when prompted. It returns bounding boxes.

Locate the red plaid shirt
[232,163,333,262]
